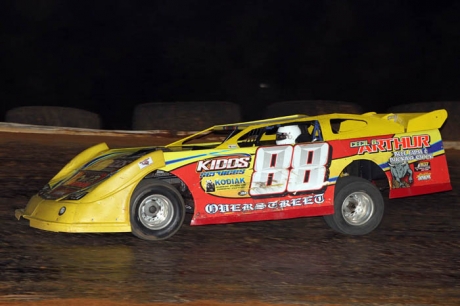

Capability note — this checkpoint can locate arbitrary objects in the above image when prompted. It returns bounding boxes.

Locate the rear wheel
[130,180,185,240]
[324,176,384,235]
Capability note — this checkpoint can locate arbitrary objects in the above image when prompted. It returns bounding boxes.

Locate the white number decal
[249,143,330,196]
[250,146,293,195]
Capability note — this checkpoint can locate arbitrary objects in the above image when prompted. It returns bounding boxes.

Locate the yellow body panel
[50,142,110,187]
[17,190,132,233]
[16,148,167,233]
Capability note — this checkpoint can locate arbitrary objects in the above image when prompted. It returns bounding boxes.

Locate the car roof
[212,114,309,130]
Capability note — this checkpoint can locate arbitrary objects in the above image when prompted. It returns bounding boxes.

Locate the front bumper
[16,194,131,233]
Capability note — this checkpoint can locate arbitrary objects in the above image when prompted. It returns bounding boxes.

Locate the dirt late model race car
[15,109,452,240]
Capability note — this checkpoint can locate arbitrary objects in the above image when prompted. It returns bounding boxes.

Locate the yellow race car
[15,110,452,240]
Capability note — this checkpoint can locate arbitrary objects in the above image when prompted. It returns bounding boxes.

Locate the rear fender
[386,128,452,198]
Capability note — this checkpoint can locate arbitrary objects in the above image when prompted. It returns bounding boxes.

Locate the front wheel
[324,176,384,235]
[130,180,185,240]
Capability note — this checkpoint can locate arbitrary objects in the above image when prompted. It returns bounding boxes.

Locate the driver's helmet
[276,125,302,145]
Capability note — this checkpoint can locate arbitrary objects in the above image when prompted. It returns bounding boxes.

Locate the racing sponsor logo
[414,161,431,172]
[198,156,251,195]
[350,140,370,147]
[215,178,245,185]
[351,135,431,155]
[200,169,246,178]
[387,151,433,189]
[138,157,153,169]
[387,149,433,188]
[417,172,432,181]
[196,155,251,172]
[389,160,413,188]
[203,177,247,193]
[201,176,247,196]
[204,193,325,214]
[388,152,414,189]
[205,180,216,192]
[389,149,433,164]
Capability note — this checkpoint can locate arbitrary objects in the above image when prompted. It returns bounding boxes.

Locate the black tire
[5,106,101,129]
[130,180,185,240]
[132,101,242,131]
[262,100,364,118]
[324,176,384,235]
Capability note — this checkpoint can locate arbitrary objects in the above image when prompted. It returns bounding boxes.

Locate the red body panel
[172,162,335,225]
[170,131,452,226]
[388,153,452,198]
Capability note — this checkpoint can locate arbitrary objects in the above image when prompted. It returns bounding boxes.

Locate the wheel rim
[341,191,374,226]
[138,194,174,230]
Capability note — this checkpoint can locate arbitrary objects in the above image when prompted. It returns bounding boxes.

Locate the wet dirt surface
[0,132,459,305]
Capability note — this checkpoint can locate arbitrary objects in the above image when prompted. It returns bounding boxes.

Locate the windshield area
[166,119,323,150]
[166,127,245,150]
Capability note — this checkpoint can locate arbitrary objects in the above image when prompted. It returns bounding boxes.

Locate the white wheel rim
[138,194,174,230]
[341,191,374,226]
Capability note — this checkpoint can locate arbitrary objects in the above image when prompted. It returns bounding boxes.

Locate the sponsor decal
[417,172,432,181]
[204,177,247,193]
[389,149,433,164]
[388,153,414,189]
[200,169,246,178]
[196,156,251,172]
[389,161,413,188]
[387,149,433,189]
[350,140,369,148]
[205,180,216,192]
[198,155,251,196]
[204,193,325,214]
[138,157,153,169]
[215,178,245,185]
[414,161,431,172]
[351,135,431,155]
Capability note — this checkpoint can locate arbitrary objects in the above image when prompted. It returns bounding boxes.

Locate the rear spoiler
[366,109,448,132]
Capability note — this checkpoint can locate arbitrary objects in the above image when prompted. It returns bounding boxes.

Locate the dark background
[1,1,460,129]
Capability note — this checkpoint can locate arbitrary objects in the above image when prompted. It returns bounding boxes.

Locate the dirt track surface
[0,131,459,306]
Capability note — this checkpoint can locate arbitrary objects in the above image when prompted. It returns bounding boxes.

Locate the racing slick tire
[130,180,185,240]
[132,101,242,131]
[262,100,363,118]
[5,106,101,129]
[323,176,384,235]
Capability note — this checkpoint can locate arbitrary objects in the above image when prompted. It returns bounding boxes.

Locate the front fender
[81,150,166,203]
[49,142,110,186]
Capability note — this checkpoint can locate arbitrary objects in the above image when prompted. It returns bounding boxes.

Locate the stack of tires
[132,101,242,131]
[262,100,364,118]
[5,106,101,129]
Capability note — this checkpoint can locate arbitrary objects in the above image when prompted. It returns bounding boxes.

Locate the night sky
[2,1,460,129]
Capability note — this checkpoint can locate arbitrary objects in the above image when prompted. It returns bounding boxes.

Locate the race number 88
[249,143,330,196]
